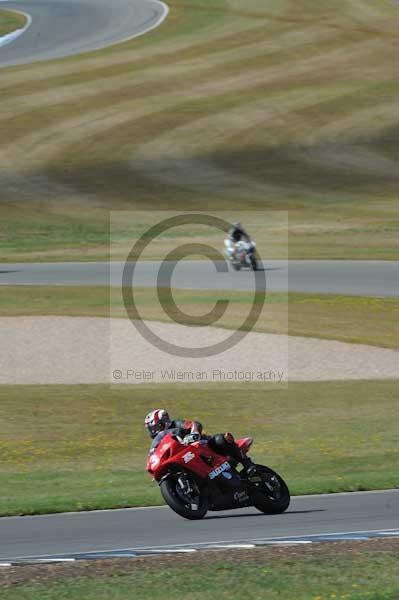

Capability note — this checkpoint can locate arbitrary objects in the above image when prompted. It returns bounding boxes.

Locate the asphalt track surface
[0,0,167,68]
[0,490,398,560]
[1,260,398,296]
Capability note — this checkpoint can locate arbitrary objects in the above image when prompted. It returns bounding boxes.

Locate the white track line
[203,544,256,549]
[261,541,313,545]
[29,558,76,563]
[87,0,170,52]
[131,1,169,43]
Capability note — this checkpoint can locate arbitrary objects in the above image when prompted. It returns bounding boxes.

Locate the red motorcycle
[147,433,290,520]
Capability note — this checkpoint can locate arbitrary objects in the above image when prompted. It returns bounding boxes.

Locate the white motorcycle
[224,239,258,271]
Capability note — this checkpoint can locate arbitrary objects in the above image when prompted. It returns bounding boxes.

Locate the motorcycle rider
[228,221,252,244]
[145,409,257,476]
[225,221,256,267]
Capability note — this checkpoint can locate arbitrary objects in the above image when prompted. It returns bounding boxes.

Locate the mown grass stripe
[0,20,344,113]
[0,21,291,97]
[0,32,384,167]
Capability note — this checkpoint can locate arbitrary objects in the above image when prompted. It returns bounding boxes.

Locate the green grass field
[1,381,398,516]
[2,286,399,348]
[1,0,399,261]
[0,9,26,36]
[2,543,399,600]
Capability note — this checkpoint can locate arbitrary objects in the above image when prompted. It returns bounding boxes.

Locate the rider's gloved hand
[183,433,201,445]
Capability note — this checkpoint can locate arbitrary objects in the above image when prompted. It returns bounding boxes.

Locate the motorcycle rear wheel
[251,465,290,514]
[160,474,208,520]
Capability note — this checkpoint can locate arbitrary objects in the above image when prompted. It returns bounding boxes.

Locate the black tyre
[160,474,208,520]
[232,262,241,271]
[251,465,290,514]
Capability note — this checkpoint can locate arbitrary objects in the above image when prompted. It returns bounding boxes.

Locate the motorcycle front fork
[177,473,200,499]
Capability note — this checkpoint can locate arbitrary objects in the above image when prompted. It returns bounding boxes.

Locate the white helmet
[144,409,171,438]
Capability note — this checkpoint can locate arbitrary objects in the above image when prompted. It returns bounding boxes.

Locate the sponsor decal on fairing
[234,490,250,502]
[183,451,195,464]
[208,461,231,480]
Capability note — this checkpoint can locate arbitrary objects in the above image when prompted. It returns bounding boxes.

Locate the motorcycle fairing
[147,433,270,512]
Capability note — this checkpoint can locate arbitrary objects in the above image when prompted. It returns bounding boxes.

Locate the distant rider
[228,222,252,244]
[145,409,257,476]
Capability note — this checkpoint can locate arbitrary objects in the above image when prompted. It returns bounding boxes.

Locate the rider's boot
[240,456,261,480]
[225,435,260,479]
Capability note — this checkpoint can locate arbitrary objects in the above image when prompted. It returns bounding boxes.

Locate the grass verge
[0,381,398,516]
[0,9,26,36]
[2,540,399,599]
[2,286,399,348]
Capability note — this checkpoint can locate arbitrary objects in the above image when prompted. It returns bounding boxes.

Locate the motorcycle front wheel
[251,465,290,514]
[160,473,208,520]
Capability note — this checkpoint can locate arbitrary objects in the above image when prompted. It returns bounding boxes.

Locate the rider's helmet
[232,221,241,230]
[145,409,171,438]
